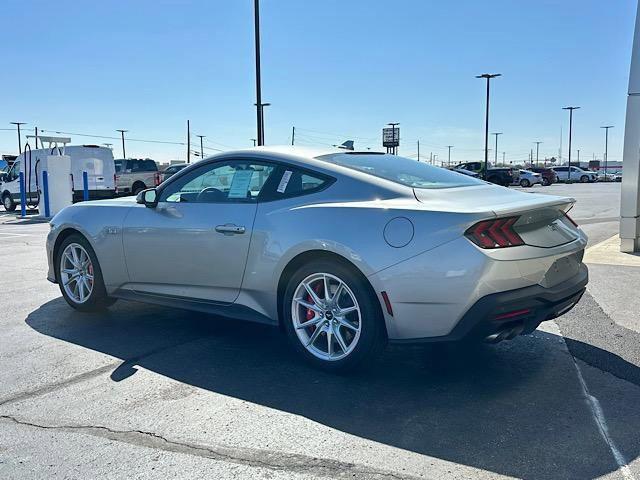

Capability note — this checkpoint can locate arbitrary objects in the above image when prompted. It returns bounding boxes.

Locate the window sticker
[228,170,254,198]
[277,170,293,193]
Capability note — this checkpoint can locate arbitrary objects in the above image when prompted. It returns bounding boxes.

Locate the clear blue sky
[1,0,636,164]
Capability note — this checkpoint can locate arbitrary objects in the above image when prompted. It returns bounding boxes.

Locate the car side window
[262,167,331,201]
[7,161,20,181]
[160,160,275,203]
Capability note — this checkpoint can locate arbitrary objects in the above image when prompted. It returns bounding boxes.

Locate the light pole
[387,122,400,155]
[492,132,502,165]
[534,141,542,167]
[250,138,257,146]
[10,122,26,154]
[447,145,454,166]
[254,102,270,144]
[563,106,580,181]
[254,0,265,146]
[476,73,501,179]
[116,129,128,159]
[601,126,614,179]
[196,135,206,160]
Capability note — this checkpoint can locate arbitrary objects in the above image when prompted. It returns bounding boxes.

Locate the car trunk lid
[414,184,580,247]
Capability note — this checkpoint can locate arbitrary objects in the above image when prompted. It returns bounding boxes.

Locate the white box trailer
[0,144,116,211]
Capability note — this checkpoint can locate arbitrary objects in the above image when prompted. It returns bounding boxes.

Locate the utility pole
[251,138,257,146]
[196,135,205,160]
[116,129,128,159]
[291,126,295,146]
[476,73,501,179]
[577,149,580,166]
[34,126,39,149]
[502,151,506,163]
[417,140,420,161]
[10,122,26,154]
[491,133,502,165]
[186,120,191,164]
[601,125,614,178]
[253,0,264,146]
[447,145,454,166]
[534,141,542,167]
[563,106,580,181]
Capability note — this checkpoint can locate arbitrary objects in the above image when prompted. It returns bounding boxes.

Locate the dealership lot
[1,183,639,479]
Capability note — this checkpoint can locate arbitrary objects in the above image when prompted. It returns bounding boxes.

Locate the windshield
[317,153,485,189]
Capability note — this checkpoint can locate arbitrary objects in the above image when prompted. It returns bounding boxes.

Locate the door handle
[215,224,246,235]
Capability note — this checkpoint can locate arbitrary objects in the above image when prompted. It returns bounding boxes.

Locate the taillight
[465,216,524,249]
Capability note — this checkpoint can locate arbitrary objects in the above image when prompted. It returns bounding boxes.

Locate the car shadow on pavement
[26,297,640,480]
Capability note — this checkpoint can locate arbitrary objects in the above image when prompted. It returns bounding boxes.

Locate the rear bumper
[390,263,588,344]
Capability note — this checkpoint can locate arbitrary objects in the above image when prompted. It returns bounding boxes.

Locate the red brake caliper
[305,282,325,330]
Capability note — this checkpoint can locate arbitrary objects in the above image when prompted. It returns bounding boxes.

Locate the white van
[0,145,116,211]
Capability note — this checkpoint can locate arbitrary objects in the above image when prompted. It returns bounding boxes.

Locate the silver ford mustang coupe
[46,146,588,371]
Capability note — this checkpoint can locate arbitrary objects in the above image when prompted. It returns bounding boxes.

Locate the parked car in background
[47,146,588,371]
[596,171,617,182]
[529,167,558,186]
[613,171,623,182]
[455,162,516,187]
[114,158,161,195]
[514,170,542,187]
[161,163,188,182]
[552,166,597,183]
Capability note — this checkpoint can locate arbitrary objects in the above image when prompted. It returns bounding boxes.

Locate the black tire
[542,178,550,186]
[132,182,147,195]
[520,179,530,188]
[54,233,117,312]
[282,259,386,372]
[580,175,589,183]
[2,193,16,212]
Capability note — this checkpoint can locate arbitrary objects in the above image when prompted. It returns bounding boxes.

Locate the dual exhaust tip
[484,322,525,344]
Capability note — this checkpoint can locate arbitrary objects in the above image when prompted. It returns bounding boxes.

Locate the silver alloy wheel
[3,195,11,209]
[291,272,362,361]
[60,243,94,304]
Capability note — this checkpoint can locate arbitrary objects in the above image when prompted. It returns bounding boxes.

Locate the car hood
[79,196,137,207]
[413,184,574,217]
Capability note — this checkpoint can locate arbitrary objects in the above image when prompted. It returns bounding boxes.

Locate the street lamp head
[492,132,503,136]
[476,73,501,79]
[116,129,128,133]
[387,122,400,126]
[601,125,614,129]
[562,106,580,111]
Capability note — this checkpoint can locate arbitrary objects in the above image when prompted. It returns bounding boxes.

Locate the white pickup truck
[114,158,161,195]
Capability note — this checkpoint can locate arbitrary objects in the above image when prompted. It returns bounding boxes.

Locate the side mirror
[136,188,158,208]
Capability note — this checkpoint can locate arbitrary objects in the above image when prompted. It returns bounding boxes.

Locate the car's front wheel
[282,260,386,372]
[520,178,530,188]
[55,234,117,311]
[580,175,589,183]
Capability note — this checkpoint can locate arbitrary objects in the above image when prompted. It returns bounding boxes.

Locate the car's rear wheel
[542,178,550,186]
[580,175,589,183]
[2,193,16,212]
[282,260,386,372]
[520,178,530,188]
[55,234,116,311]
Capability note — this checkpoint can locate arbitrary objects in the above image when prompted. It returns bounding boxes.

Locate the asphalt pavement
[1,182,638,480]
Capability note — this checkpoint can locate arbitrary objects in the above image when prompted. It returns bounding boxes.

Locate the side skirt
[111,289,278,326]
